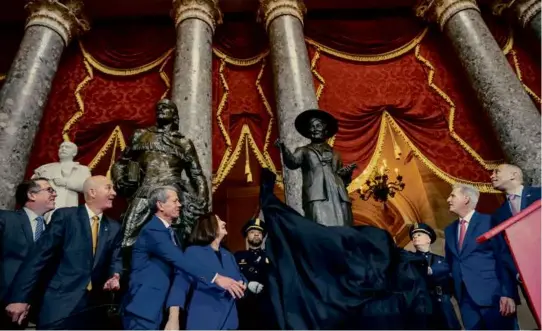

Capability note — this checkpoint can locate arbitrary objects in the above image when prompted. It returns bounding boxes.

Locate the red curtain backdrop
[0,12,537,219]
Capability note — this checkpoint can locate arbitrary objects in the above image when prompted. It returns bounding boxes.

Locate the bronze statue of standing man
[111,99,209,247]
[275,109,356,227]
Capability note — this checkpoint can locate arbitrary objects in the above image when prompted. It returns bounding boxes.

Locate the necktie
[458,219,467,250]
[35,216,45,241]
[508,194,520,216]
[169,228,178,246]
[87,215,100,291]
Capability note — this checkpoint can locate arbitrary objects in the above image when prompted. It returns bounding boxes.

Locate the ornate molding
[257,0,307,32]
[25,0,89,46]
[415,0,480,30]
[492,0,541,27]
[171,0,223,33]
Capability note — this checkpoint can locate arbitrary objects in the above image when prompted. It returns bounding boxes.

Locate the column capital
[171,0,223,33]
[25,0,90,46]
[492,0,541,27]
[415,0,480,30]
[257,0,307,32]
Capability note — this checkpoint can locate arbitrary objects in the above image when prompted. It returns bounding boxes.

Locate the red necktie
[458,219,467,250]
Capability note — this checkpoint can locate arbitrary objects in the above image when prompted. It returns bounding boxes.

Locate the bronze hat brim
[294,109,338,139]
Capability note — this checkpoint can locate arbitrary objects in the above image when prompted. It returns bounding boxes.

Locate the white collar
[507,185,524,197]
[23,207,40,222]
[460,209,475,223]
[156,215,171,229]
[85,204,103,222]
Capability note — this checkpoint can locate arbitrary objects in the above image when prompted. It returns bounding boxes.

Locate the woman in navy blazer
[165,214,246,330]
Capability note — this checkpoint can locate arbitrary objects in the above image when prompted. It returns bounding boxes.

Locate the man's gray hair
[148,186,178,214]
[452,183,480,208]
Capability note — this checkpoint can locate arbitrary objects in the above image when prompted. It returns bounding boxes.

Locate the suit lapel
[460,212,481,256]
[17,209,34,244]
[447,221,459,257]
[77,205,94,263]
[93,217,109,269]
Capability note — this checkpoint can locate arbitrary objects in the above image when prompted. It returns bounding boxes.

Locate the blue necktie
[35,216,45,241]
[168,228,177,246]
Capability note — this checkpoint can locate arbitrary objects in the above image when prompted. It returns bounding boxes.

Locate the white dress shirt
[23,207,40,240]
[85,204,103,227]
[457,209,475,241]
[507,185,524,214]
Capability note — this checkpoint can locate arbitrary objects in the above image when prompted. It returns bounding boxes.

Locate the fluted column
[259,0,318,214]
[171,0,221,203]
[415,0,541,185]
[493,0,541,42]
[0,0,89,209]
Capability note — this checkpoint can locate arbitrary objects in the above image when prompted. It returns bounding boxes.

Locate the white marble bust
[33,142,92,218]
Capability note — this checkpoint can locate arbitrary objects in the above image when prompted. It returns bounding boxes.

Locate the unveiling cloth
[259,169,432,330]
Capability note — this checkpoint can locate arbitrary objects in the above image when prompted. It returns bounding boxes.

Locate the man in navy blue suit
[122,186,245,330]
[491,164,541,278]
[0,178,57,329]
[444,183,518,330]
[5,175,123,329]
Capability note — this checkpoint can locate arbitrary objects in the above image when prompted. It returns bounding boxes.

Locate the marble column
[259,0,318,214]
[171,0,221,203]
[0,0,89,209]
[493,0,541,43]
[415,0,541,185]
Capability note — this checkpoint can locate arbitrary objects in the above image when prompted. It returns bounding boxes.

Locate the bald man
[5,176,122,330]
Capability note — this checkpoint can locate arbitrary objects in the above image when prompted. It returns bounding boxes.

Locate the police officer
[234,217,273,329]
[410,222,461,330]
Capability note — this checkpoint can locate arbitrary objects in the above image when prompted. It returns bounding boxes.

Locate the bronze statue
[111,99,209,247]
[275,109,356,227]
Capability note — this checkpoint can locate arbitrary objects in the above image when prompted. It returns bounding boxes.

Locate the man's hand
[165,307,180,330]
[53,178,67,187]
[214,274,246,299]
[248,281,264,294]
[6,303,30,325]
[103,273,120,291]
[499,297,516,316]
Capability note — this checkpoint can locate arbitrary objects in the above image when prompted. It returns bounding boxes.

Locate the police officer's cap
[242,217,267,237]
[409,222,436,244]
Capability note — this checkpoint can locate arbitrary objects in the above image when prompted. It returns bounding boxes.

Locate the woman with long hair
[165,213,246,330]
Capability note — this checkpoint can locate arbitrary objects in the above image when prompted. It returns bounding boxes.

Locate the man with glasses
[0,178,57,329]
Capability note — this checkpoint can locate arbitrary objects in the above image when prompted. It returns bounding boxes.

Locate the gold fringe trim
[305,28,428,63]
[509,49,542,104]
[346,115,388,193]
[384,112,500,193]
[213,58,233,186]
[79,41,174,76]
[62,59,94,141]
[159,54,172,99]
[310,47,325,100]
[87,126,127,175]
[414,44,501,170]
[0,74,5,82]
[212,48,270,67]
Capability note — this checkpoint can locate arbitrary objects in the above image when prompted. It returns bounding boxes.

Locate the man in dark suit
[491,163,541,277]
[5,175,122,329]
[409,222,461,330]
[0,178,57,329]
[444,183,518,330]
[122,186,245,330]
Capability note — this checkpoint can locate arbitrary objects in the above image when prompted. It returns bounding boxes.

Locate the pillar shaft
[416,0,541,185]
[171,0,221,203]
[0,0,88,209]
[260,0,318,214]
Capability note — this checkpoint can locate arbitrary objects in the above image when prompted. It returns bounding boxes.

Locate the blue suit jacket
[7,205,122,328]
[491,186,541,277]
[168,245,246,330]
[122,216,217,327]
[444,212,517,307]
[0,209,43,304]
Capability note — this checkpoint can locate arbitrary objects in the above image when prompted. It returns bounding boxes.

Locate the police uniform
[410,223,461,330]
[234,218,274,329]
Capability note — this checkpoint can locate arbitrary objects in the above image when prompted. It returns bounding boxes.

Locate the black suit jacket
[0,209,40,303]
[8,205,122,328]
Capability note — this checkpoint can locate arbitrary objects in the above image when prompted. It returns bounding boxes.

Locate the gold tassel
[387,120,402,160]
[245,138,253,183]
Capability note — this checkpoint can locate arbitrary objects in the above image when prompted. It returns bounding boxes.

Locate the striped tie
[35,216,44,241]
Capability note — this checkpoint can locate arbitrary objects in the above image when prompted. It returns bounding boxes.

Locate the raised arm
[275,139,303,170]
[183,139,209,202]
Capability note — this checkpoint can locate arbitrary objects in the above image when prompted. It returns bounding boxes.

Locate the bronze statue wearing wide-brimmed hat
[275,109,356,227]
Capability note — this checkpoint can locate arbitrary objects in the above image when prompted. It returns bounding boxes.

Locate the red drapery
[0,13,536,220]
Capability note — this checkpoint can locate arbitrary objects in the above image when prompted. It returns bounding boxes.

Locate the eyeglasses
[34,187,56,194]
